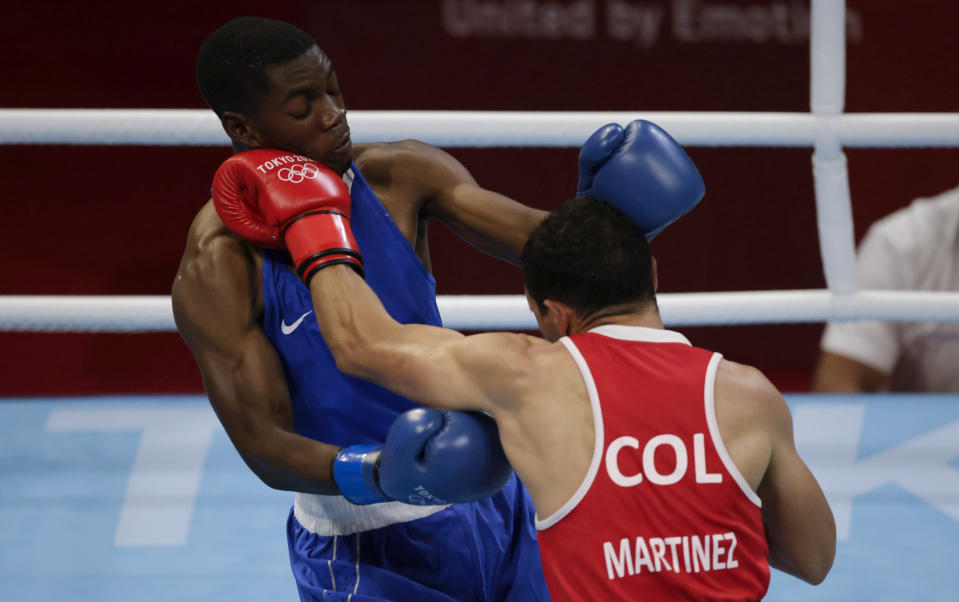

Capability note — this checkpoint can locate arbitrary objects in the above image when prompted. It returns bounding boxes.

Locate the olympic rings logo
[278,163,321,184]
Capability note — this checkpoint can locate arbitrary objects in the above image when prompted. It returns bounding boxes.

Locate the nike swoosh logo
[281,310,313,335]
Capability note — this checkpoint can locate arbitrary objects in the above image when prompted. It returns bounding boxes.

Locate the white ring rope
[3,3,958,333]
[0,109,957,148]
[2,292,959,333]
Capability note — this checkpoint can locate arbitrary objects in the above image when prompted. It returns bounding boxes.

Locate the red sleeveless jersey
[537,325,769,601]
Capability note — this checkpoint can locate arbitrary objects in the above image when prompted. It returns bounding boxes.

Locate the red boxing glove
[212,149,364,283]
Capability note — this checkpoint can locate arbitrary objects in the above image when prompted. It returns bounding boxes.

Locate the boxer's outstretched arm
[172,217,340,494]
[382,141,548,265]
[310,264,538,414]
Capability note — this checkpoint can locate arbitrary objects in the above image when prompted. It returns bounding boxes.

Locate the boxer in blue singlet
[174,17,553,601]
[262,167,543,600]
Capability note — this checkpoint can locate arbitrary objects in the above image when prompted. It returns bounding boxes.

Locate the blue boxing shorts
[287,474,550,601]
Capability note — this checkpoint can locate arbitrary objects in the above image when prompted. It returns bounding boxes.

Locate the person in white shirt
[812,185,959,392]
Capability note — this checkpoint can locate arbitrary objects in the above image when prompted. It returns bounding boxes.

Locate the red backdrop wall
[1,0,957,395]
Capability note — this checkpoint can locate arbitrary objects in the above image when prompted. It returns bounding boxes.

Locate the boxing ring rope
[1,110,958,148]
[3,0,959,333]
[2,292,959,332]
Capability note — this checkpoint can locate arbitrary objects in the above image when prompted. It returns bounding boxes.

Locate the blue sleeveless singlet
[260,162,550,601]
[260,163,442,447]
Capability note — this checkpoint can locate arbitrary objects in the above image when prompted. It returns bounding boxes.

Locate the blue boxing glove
[577,122,625,197]
[333,408,513,506]
[583,120,705,240]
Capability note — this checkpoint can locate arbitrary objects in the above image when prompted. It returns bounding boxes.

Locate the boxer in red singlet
[219,142,836,600]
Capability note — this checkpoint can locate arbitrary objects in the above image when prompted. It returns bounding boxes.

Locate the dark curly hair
[522,196,656,317]
[196,17,317,117]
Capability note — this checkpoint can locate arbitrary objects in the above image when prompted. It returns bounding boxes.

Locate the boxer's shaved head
[523,196,655,317]
[197,17,318,117]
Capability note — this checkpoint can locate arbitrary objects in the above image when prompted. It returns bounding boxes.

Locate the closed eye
[292,103,313,120]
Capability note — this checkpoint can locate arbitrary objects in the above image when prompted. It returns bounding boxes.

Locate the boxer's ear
[220,111,261,149]
[542,299,575,338]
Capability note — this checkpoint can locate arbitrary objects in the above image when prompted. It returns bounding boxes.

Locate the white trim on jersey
[342,167,355,193]
[703,352,763,507]
[535,336,606,530]
[588,324,691,346]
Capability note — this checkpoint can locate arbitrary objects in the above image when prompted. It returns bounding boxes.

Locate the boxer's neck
[571,303,663,335]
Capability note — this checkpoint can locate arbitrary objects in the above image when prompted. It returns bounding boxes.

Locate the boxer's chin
[326,139,353,174]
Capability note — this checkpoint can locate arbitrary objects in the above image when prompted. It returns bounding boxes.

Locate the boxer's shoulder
[454,333,576,400]
[352,139,446,173]
[715,358,782,413]
[713,358,784,487]
[353,140,471,201]
[462,331,550,361]
[714,359,784,428]
[532,338,595,393]
[174,200,264,331]
[183,201,262,269]
[471,333,579,373]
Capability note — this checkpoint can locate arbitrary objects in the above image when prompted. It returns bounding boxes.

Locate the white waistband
[293,492,450,536]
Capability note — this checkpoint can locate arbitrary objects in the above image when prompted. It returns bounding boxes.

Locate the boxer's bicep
[364,330,542,416]
[409,143,548,265]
